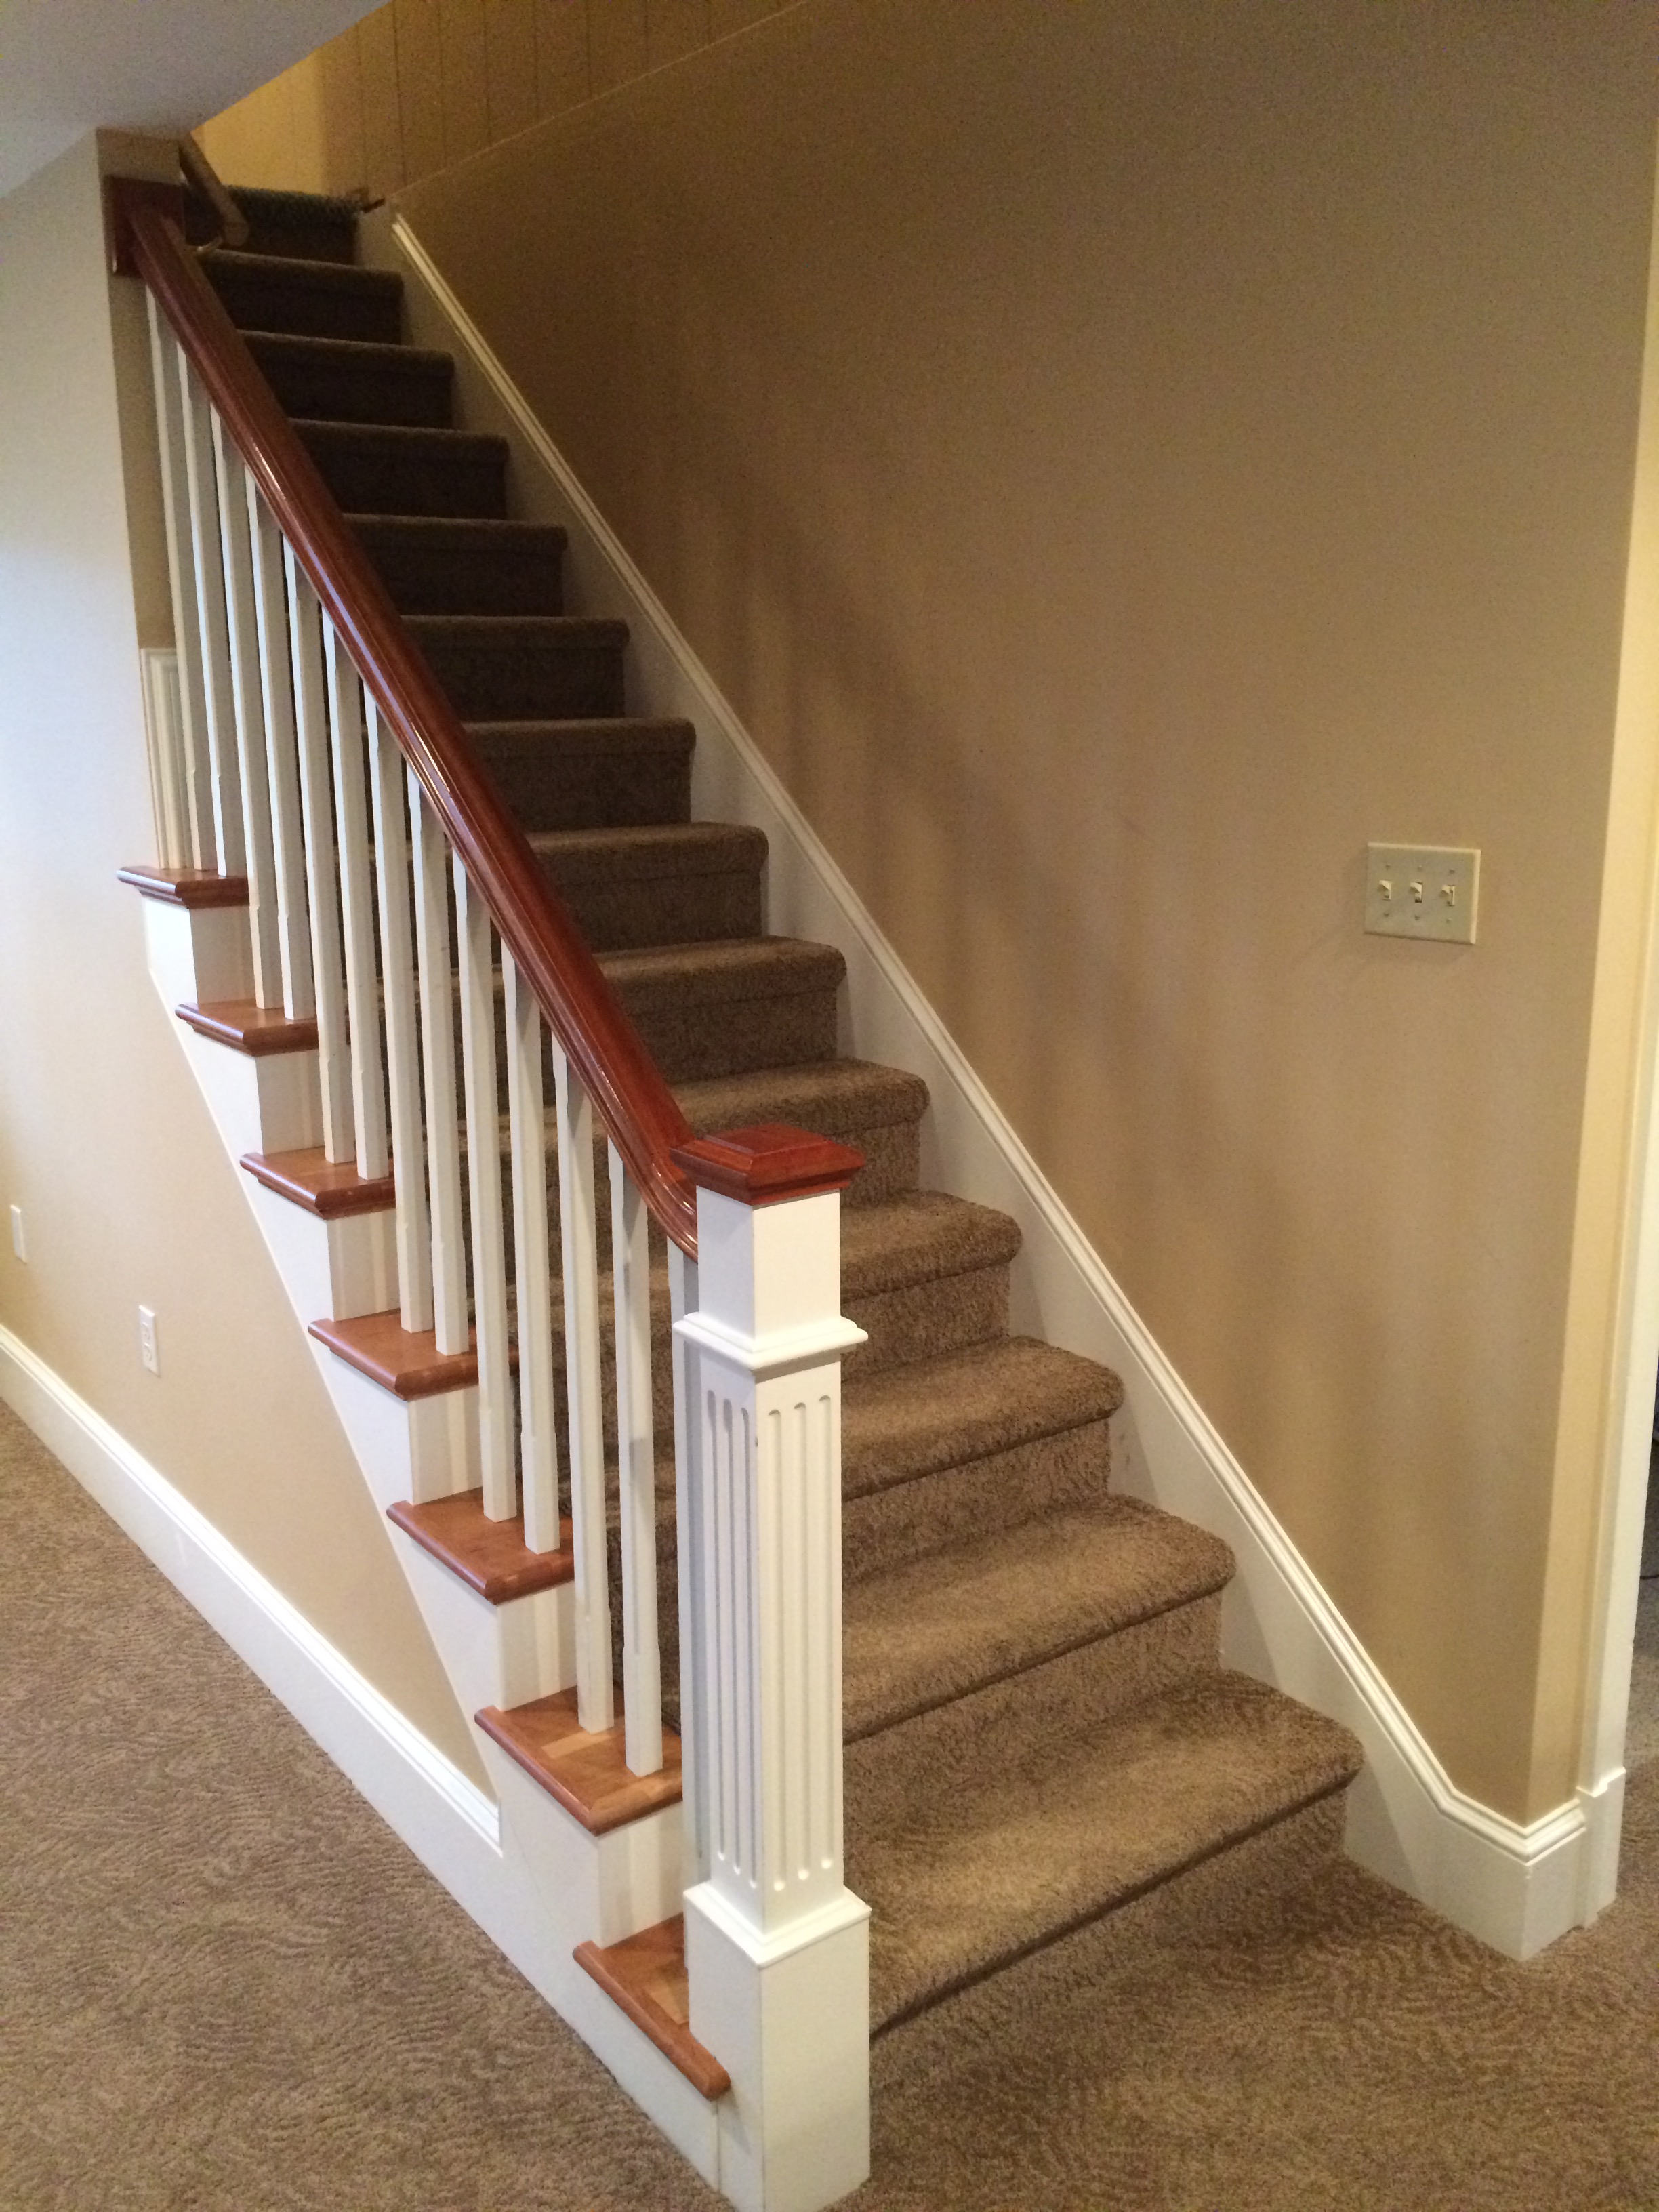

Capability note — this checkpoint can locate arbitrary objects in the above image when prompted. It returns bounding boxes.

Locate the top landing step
[185,184,361,264]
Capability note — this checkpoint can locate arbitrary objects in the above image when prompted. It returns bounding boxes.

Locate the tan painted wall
[195,0,795,199]
[0,135,485,1786]
[389,0,1659,1821]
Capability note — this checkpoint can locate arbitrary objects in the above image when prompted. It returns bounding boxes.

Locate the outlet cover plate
[1366,844,1479,943]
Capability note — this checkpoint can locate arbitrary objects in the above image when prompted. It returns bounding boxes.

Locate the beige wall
[390,0,1659,1820]
[195,0,796,198]
[0,136,485,1786]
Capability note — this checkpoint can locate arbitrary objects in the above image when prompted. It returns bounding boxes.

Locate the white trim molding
[377,209,1595,1961]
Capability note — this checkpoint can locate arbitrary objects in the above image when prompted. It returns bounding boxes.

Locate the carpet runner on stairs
[199,182,1363,2073]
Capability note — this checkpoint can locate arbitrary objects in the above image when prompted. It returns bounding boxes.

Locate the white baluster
[611,1144,662,1777]
[145,302,213,871]
[409,777,467,1352]
[211,427,280,1004]
[676,1129,872,2212]
[670,1242,707,1877]
[139,649,188,872]
[245,486,314,1019]
[554,1043,615,1733]
[284,549,353,1162]
[456,859,514,1518]
[505,953,561,1552]
[368,703,432,1332]
[176,355,244,874]
[320,621,389,1178]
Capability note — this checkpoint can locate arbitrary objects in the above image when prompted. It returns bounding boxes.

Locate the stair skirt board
[370,209,1600,1965]
[0,1322,724,2186]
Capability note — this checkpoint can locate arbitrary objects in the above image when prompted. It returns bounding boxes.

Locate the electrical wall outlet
[8,1205,24,1261]
[138,1305,160,1376]
[1365,844,1480,943]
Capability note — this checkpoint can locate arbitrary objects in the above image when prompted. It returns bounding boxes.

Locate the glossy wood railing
[108,176,700,1257]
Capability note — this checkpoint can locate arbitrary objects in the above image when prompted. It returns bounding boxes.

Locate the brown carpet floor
[3,1396,1655,2212]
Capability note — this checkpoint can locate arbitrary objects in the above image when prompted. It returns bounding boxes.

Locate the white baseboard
[0,1321,500,1885]
[375,209,1601,1961]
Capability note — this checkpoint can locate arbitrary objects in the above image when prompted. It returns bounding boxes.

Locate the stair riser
[295,428,508,520]
[205,260,403,344]
[845,1595,1223,1841]
[869,1790,1349,2048]
[615,983,841,1085]
[842,1263,1008,1380]
[412,633,623,718]
[535,860,762,954]
[471,736,690,830]
[360,533,567,617]
[844,1421,1112,1583]
[250,342,454,428]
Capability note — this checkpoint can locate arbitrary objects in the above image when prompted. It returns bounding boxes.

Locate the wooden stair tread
[475,1688,682,1834]
[241,1145,396,1218]
[388,1488,573,1602]
[309,1308,482,1399]
[177,998,318,1054]
[118,864,249,909]
[574,1917,730,2100]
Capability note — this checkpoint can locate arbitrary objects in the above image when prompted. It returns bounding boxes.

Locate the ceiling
[0,0,380,200]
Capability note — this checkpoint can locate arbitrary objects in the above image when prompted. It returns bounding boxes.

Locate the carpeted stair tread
[577,937,842,1080]
[352,518,568,617]
[293,421,508,520]
[676,1057,928,1147]
[850,1669,1364,2032]
[527,821,767,881]
[843,1498,1233,1743]
[840,1190,1020,1302]
[403,614,626,717]
[201,247,403,343]
[841,1336,1123,1496]
[596,935,843,1003]
[245,331,454,427]
[186,184,361,261]
[465,718,693,827]
[527,823,766,952]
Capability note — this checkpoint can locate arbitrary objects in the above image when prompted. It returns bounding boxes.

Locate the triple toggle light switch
[1364,845,1480,944]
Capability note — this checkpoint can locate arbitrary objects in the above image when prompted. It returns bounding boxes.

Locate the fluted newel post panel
[671,1124,872,2212]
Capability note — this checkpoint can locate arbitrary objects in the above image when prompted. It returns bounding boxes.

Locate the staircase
[133,180,1362,2205]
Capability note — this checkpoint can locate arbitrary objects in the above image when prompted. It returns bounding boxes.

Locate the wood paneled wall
[197,0,792,200]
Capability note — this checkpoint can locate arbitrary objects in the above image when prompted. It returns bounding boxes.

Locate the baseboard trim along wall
[379,210,1602,1962]
[0,1321,502,1889]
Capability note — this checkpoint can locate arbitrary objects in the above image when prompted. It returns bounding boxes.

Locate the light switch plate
[1366,844,1479,943]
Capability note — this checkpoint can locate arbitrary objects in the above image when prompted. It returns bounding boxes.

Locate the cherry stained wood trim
[178,1000,319,1056]
[475,1689,684,1835]
[575,1918,731,2102]
[387,1490,574,1603]
[241,1147,397,1218]
[309,1308,482,1399]
[672,1122,865,1208]
[112,181,701,1258]
[118,864,250,909]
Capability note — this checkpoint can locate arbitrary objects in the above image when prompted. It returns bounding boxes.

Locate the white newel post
[671,1125,872,2212]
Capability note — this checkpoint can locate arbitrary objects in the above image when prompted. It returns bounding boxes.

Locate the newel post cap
[670,1123,864,1208]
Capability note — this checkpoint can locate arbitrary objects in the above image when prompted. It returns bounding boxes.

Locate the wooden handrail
[112,180,700,1254]
[178,136,249,251]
